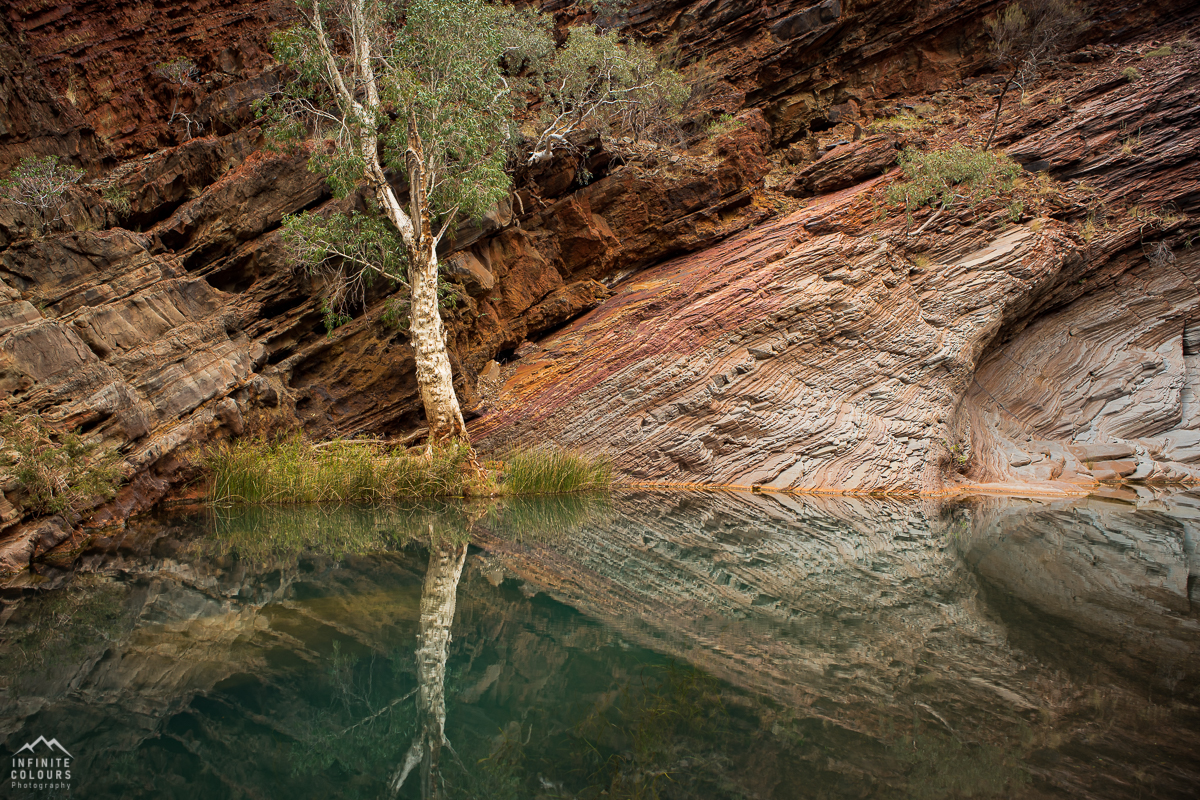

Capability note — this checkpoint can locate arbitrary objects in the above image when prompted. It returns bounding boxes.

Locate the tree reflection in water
[391,536,469,798]
[5,492,1197,799]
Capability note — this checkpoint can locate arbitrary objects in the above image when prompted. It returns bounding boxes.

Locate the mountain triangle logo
[9,735,74,792]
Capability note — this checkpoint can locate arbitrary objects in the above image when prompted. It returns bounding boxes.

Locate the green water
[2,491,1199,798]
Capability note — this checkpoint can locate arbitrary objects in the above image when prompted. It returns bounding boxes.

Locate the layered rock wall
[474,38,1200,495]
[0,1,1199,570]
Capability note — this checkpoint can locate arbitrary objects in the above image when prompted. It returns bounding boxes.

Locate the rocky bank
[0,0,1199,570]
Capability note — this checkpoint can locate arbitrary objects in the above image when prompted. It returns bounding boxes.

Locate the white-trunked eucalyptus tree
[263,0,685,448]
[262,0,552,445]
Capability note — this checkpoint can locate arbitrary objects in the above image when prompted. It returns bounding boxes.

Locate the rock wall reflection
[0,491,1197,798]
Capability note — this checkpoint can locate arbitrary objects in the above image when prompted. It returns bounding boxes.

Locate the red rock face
[474,46,1200,495]
[0,0,1198,570]
[4,0,291,164]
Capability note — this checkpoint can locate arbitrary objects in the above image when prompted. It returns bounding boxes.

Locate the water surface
[2,490,1199,798]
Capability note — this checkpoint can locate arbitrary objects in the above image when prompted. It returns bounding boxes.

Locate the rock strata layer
[474,46,1200,495]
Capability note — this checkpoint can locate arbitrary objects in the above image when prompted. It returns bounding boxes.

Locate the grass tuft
[204,438,612,506]
[205,438,475,505]
[500,447,613,495]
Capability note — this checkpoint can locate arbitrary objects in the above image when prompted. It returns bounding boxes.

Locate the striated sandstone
[473,47,1200,495]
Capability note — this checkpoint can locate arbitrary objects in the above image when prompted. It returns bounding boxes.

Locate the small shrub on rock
[0,155,84,232]
[886,145,1022,233]
[101,184,132,218]
[155,57,203,140]
[0,413,123,516]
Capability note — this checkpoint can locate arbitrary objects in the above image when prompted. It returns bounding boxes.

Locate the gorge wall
[0,0,1199,569]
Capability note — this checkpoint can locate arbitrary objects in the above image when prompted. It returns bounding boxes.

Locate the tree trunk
[408,243,469,444]
[371,180,469,445]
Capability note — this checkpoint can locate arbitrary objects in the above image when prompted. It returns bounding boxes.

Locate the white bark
[313,0,467,444]
[408,243,469,442]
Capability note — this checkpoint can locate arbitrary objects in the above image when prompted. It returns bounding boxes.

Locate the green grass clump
[499,447,613,495]
[205,438,475,505]
[101,184,132,217]
[205,438,613,506]
[705,112,744,137]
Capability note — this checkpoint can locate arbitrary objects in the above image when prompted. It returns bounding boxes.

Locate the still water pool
[2,490,1199,798]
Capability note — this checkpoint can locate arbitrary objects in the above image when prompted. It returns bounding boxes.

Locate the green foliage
[1143,45,1173,58]
[261,0,546,220]
[500,447,613,495]
[0,413,123,516]
[1122,66,1142,81]
[534,25,687,154]
[318,299,352,334]
[281,209,407,329]
[261,0,558,347]
[705,112,744,136]
[101,183,132,217]
[886,145,1023,221]
[0,155,84,231]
